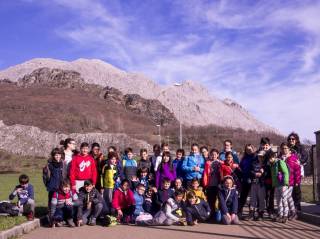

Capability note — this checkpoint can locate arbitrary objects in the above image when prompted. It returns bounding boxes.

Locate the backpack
[0,201,19,216]
[42,164,51,186]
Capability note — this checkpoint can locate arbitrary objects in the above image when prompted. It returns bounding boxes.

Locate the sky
[0,0,319,141]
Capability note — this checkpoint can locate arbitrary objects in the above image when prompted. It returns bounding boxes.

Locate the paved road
[22,219,320,239]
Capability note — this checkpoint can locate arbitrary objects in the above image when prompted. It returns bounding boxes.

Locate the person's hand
[117,209,123,218]
[152,187,158,193]
[87,202,92,209]
[231,213,236,221]
[16,188,23,193]
[77,219,83,227]
[194,219,198,225]
[256,172,261,177]
[193,166,200,172]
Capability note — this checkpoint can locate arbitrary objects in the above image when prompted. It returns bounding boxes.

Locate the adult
[60,138,76,180]
[200,146,209,161]
[90,143,105,191]
[219,140,240,164]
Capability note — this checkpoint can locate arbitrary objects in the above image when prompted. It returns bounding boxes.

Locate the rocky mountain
[0,58,278,133]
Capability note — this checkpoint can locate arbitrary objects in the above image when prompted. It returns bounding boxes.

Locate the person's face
[188,197,196,205]
[154,148,160,156]
[175,194,183,203]
[211,151,219,160]
[163,182,171,190]
[261,144,270,151]
[63,186,70,194]
[108,148,115,153]
[163,156,170,162]
[85,184,93,192]
[224,179,233,189]
[224,142,232,151]
[81,146,89,156]
[127,152,133,159]
[68,141,76,150]
[269,156,276,164]
[191,181,199,190]
[288,136,296,146]
[92,146,100,155]
[110,157,117,165]
[141,172,148,178]
[281,145,290,156]
[122,182,129,191]
[226,154,233,164]
[54,153,62,162]
[201,148,209,157]
[137,186,146,195]
[191,146,199,154]
[163,146,170,153]
[141,151,148,160]
[175,179,182,189]
[245,146,254,155]
[176,152,183,160]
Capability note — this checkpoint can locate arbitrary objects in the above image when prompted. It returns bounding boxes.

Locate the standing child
[268,151,289,223]
[90,143,105,192]
[43,148,64,208]
[101,152,120,214]
[138,167,151,189]
[122,147,138,180]
[188,178,206,201]
[9,174,35,220]
[60,138,76,180]
[70,142,97,192]
[218,176,239,225]
[77,180,103,226]
[156,152,176,189]
[50,180,76,227]
[185,191,211,225]
[173,149,185,179]
[138,149,151,173]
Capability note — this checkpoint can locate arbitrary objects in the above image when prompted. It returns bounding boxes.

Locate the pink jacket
[285,154,301,186]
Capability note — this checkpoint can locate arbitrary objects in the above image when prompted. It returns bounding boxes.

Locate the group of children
[8,132,307,227]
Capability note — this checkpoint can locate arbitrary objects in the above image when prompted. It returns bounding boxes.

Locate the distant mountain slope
[0,58,278,133]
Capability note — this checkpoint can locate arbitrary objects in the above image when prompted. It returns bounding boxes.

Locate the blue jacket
[44,161,63,192]
[239,154,256,182]
[133,191,144,216]
[173,158,185,179]
[219,150,240,164]
[182,153,205,180]
[122,156,137,180]
[218,186,238,215]
[9,184,34,205]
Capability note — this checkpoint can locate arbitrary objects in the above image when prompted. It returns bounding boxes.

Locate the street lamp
[156,124,161,146]
[174,83,182,149]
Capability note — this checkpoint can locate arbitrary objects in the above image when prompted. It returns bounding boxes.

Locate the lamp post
[156,124,161,146]
[174,83,182,149]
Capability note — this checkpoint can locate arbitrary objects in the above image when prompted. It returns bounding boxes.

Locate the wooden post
[315,130,320,202]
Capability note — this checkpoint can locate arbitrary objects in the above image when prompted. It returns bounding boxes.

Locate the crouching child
[77,180,103,226]
[185,191,211,225]
[9,174,35,221]
[50,180,77,227]
[218,176,239,225]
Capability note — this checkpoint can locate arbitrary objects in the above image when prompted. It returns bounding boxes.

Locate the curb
[298,211,320,226]
[0,218,40,239]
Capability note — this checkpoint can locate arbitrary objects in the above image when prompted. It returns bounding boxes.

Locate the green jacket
[271,159,289,187]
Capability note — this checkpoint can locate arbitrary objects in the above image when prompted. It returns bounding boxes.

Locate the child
[90,142,105,192]
[60,138,76,180]
[173,149,185,179]
[155,151,176,189]
[150,144,161,174]
[143,186,157,215]
[248,151,266,221]
[188,178,206,201]
[218,176,239,225]
[133,184,146,219]
[154,178,174,212]
[43,148,64,208]
[77,180,103,226]
[112,179,136,224]
[200,146,210,161]
[182,143,205,187]
[101,152,120,213]
[50,180,76,227]
[173,178,186,199]
[220,152,239,180]
[9,174,35,221]
[185,191,211,225]
[138,167,151,189]
[203,148,221,213]
[268,151,289,223]
[70,142,97,192]
[280,143,301,220]
[138,148,151,172]
[122,147,138,180]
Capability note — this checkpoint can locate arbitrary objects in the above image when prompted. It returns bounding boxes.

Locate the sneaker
[56,222,63,227]
[67,219,76,227]
[27,212,34,221]
[288,212,297,221]
[273,216,282,223]
[257,212,264,221]
[281,217,288,224]
[247,210,254,221]
[88,217,96,226]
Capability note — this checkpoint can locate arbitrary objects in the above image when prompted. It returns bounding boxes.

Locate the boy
[173,149,185,179]
[50,180,76,227]
[154,178,174,212]
[219,140,240,164]
[133,184,146,219]
[137,149,151,172]
[122,147,138,180]
[9,174,35,221]
[188,178,206,201]
[185,191,211,225]
[77,180,103,226]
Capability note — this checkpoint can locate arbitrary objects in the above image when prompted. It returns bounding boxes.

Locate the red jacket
[70,154,97,188]
[112,188,135,210]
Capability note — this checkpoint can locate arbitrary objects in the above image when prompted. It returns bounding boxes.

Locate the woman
[60,138,76,180]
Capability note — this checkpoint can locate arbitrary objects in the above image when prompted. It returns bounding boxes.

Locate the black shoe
[281,217,287,224]
[247,210,254,221]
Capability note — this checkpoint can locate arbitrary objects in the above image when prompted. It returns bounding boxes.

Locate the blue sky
[0,0,319,141]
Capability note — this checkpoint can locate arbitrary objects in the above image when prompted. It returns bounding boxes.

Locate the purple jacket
[156,162,176,188]
[285,154,301,186]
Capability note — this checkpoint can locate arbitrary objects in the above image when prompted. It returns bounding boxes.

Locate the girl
[280,143,301,220]
[220,152,240,183]
[203,148,221,214]
[138,148,151,172]
[60,138,76,180]
[173,178,186,200]
[70,142,97,192]
[200,146,210,162]
[155,151,176,189]
[43,148,64,208]
[90,142,105,191]
[133,184,146,219]
[218,176,239,225]
[112,179,136,224]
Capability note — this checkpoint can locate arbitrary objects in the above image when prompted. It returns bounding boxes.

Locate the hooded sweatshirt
[70,154,97,188]
[284,154,301,186]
